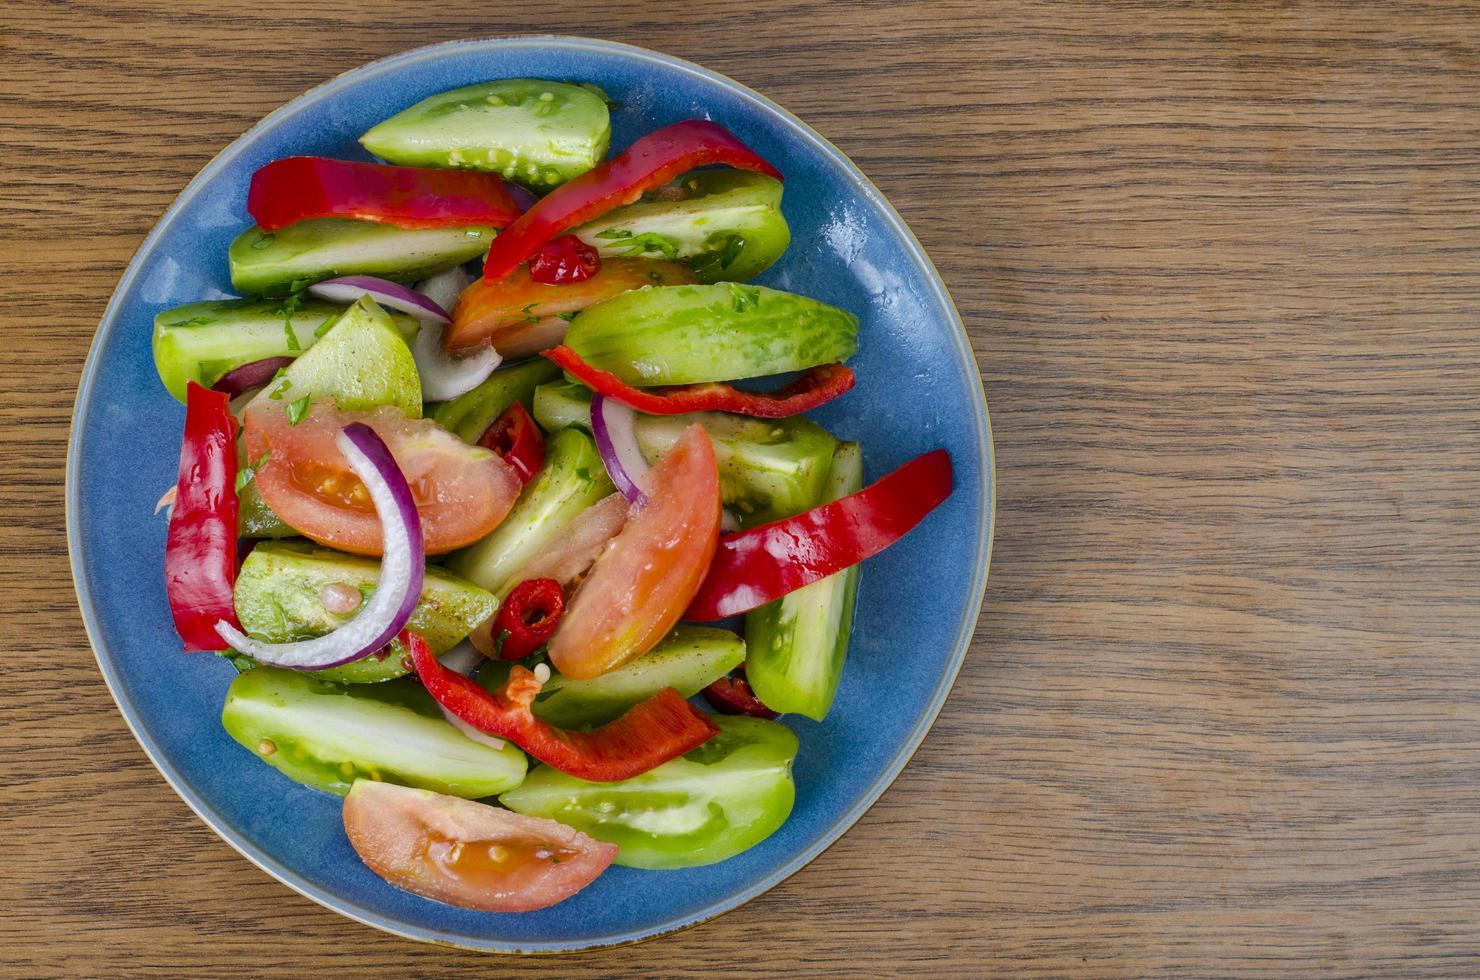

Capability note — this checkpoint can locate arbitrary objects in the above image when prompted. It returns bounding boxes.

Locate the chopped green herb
[235,452,270,493]
[313,310,342,339]
[268,376,292,400]
[594,229,680,260]
[274,290,308,352]
[285,395,312,426]
[168,316,216,328]
[557,311,578,322]
[520,302,542,324]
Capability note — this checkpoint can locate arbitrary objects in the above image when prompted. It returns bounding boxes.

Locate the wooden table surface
[6,1,1480,975]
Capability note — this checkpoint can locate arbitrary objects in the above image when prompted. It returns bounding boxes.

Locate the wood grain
[4,0,1480,975]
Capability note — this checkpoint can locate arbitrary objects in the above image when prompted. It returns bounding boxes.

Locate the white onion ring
[415,266,473,314]
[590,394,651,504]
[214,423,425,669]
[411,320,501,401]
[308,275,450,323]
[436,641,505,749]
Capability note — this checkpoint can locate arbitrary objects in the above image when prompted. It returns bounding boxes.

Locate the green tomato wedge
[500,715,796,869]
[445,427,613,598]
[232,540,498,683]
[249,296,422,419]
[480,626,745,728]
[532,381,836,526]
[431,358,562,444]
[570,171,790,283]
[222,666,526,798]
[229,219,494,296]
[744,442,864,720]
[563,283,858,387]
[151,297,415,403]
[359,79,611,192]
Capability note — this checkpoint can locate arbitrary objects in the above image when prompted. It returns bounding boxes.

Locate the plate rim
[65,33,996,954]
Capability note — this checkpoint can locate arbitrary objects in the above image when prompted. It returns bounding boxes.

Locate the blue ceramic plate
[67,36,993,952]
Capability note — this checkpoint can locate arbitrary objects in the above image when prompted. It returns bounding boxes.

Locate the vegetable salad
[156,77,952,913]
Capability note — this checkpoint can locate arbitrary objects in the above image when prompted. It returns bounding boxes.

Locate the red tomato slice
[342,780,616,913]
[548,424,721,680]
[444,257,696,358]
[244,401,520,556]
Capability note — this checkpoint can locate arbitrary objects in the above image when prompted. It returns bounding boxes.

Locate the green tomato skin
[151,298,415,403]
[563,283,858,387]
[444,427,614,598]
[222,666,526,798]
[532,381,837,526]
[500,715,797,869]
[229,219,495,297]
[430,358,562,444]
[570,171,790,283]
[744,442,864,721]
[359,79,610,192]
[232,540,498,683]
[249,296,423,419]
[480,625,745,729]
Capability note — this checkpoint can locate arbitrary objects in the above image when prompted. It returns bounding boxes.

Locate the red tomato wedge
[444,258,696,358]
[243,401,520,556]
[342,780,616,913]
[548,424,721,680]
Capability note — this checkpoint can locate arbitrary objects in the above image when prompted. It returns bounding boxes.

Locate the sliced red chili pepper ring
[528,235,602,285]
[544,345,854,419]
[492,578,565,661]
[482,120,781,282]
[702,665,778,719]
[247,156,523,232]
[686,449,954,621]
[478,402,546,484]
[165,382,242,651]
[408,632,718,782]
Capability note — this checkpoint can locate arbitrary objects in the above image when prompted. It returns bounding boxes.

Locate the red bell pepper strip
[491,578,564,661]
[165,382,242,651]
[544,345,854,419]
[408,632,718,781]
[478,402,545,484]
[482,121,782,281]
[247,157,523,232]
[702,666,778,719]
[686,449,954,620]
[528,234,601,285]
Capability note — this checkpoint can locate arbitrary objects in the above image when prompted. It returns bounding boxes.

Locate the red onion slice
[214,423,425,669]
[308,275,450,324]
[412,320,502,401]
[212,356,296,396]
[591,394,651,504]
